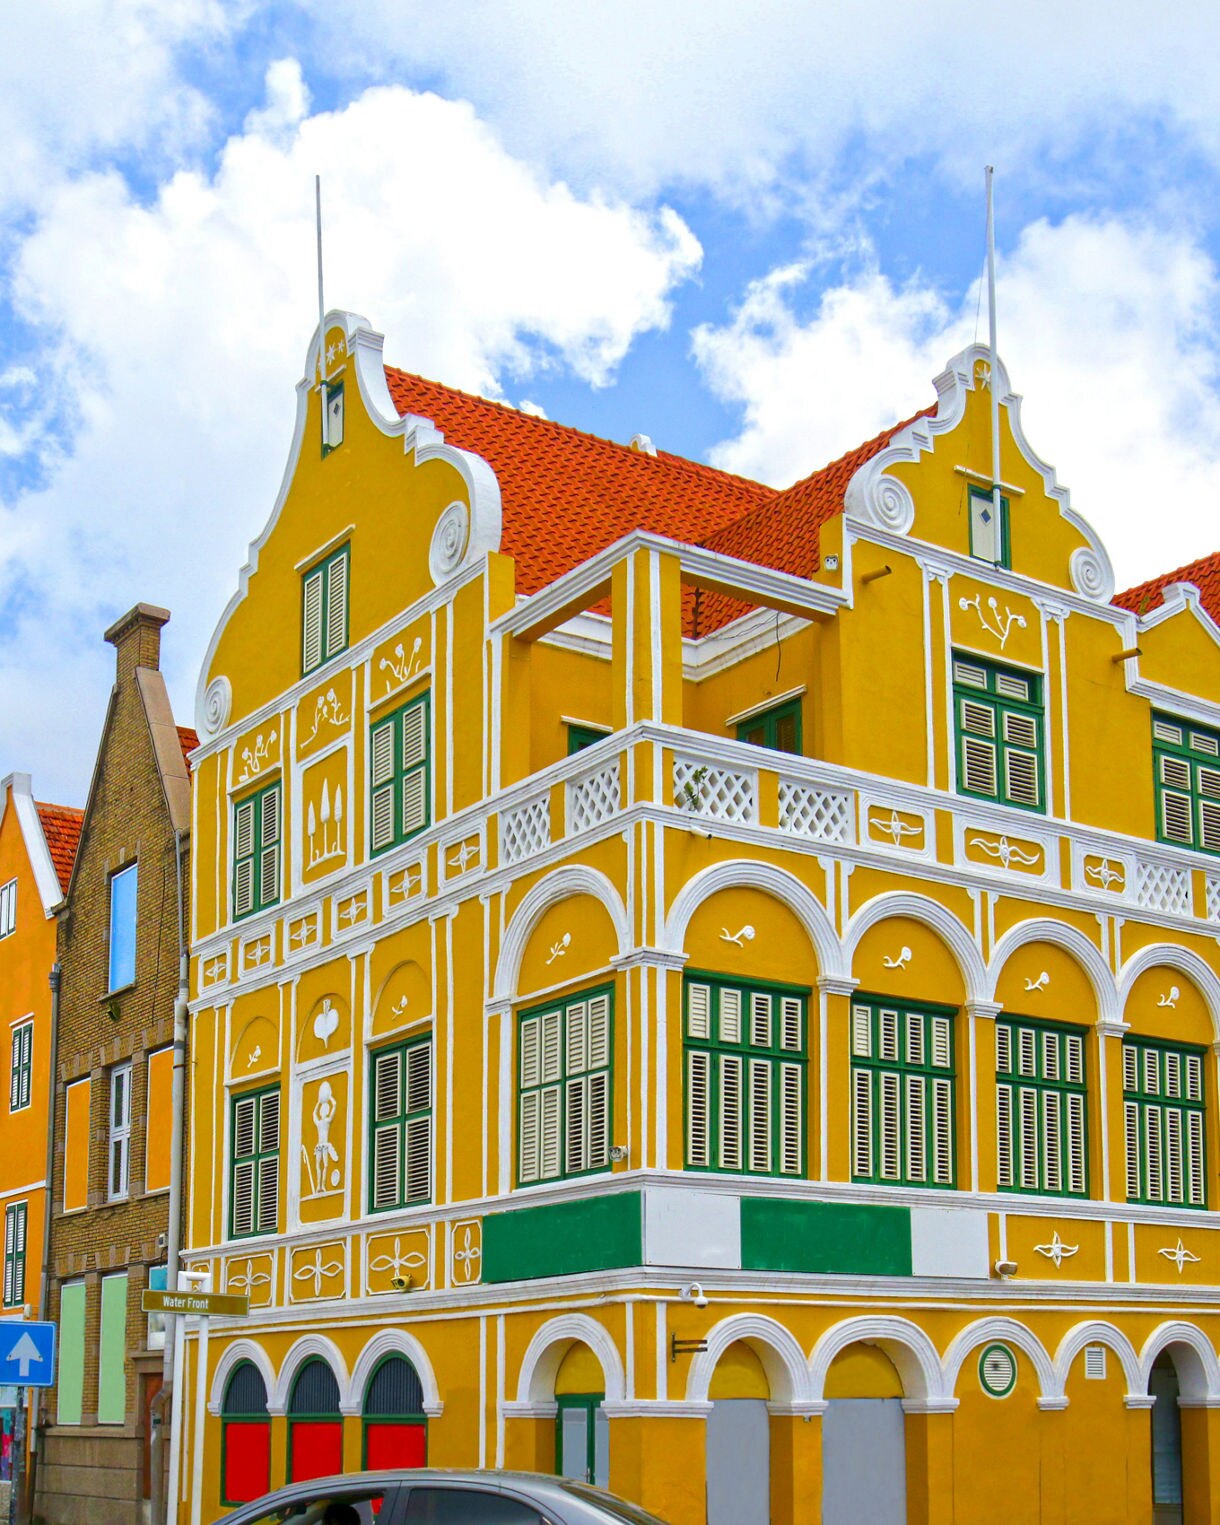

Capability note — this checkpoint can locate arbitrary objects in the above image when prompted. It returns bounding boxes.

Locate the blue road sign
[0,1321,55,1388]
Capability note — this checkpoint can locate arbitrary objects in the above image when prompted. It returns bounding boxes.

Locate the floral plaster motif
[451,1220,482,1285]
[367,1229,431,1294]
[291,1243,345,1300]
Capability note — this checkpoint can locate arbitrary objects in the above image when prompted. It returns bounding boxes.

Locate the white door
[822,1398,906,1524]
[706,1398,769,1525]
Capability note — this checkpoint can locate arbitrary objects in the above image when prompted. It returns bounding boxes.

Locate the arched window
[363,1355,427,1468]
[221,1360,270,1504]
[288,1357,342,1482]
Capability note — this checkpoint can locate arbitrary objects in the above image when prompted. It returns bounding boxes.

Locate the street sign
[141,1289,249,1318]
[0,1320,56,1387]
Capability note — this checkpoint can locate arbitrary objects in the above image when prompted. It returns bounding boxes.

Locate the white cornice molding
[2,774,64,917]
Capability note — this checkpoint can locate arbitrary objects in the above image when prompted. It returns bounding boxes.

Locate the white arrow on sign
[8,1334,43,1379]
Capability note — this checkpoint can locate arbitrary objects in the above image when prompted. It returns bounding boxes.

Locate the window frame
[9,1020,32,1113]
[3,1201,27,1310]
[517,986,614,1187]
[0,878,16,939]
[995,1015,1089,1198]
[736,697,803,755]
[301,542,350,675]
[1122,1034,1206,1209]
[850,994,956,1189]
[555,1391,609,1489]
[229,1085,281,1240]
[232,781,282,922]
[369,692,431,857]
[567,722,610,755]
[1152,714,1220,856]
[968,484,1011,568]
[321,378,344,457]
[368,1035,433,1213]
[107,1061,132,1202]
[683,972,807,1180]
[952,653,1045,813]
[107,862,138,992]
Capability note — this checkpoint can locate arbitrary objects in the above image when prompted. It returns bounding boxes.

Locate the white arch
[1118,945,1220,1042]
[1139,1321,1220,1403]
[207,1338,277,1417]
[270,1332,350,1415]
[343,1327,443,1417]
[684,1313,811,1407]
[986,918,1120,1027]
[660,859,844,980]
[942,1317,1056,1403]
[1051,1321,1142,1402]
[843,891,986,1004]
[515,1314,627,1407]
[809,1316,948,1407]
[494,866,630,1003]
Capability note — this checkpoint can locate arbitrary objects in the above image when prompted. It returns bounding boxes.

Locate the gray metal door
[822,1398,906,1524]
[706,1398,769,1525]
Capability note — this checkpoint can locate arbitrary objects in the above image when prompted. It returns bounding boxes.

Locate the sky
[5,2,1220,804]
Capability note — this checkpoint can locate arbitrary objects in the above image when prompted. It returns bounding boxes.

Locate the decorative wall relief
[296,673,353,757]
[202,952,230,990]
[1083,856,1125,893]
[959,593,1026,650]
[867,807,926,851]
[297,992,350,1064]
[444,834,481,878]
[288,908,321,953]
[235,727,280,786]
[334,887,369,932]
[883,946,912,971]
[386,862,425,907]
[297,1070,349,1224]
[720,926,755,949]
[965,831,1044,875]
[450,1219,482,1286]
[1158,1239,1201,1274]
[224,1253,275,1308]
[1034,1233,1078,1269]
[300,749,350,885]
[290,1241,346,1301]
[1157,987,1180,1009]
[371,959,430,1039]
[241,932,274,972]
[366,1228,432,1294]
[1024,971,1050,993]
[373,624,430,699]
[546,933,572,964]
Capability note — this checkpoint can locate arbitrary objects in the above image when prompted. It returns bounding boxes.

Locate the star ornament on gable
[975,358,992,388]
[1034,1232,1079,1269]
[1158,1238,1201,1274]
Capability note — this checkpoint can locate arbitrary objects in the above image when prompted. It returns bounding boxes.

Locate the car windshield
[555,1482,671,1525]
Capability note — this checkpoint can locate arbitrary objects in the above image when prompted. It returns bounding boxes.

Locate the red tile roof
[384,368,924,634]
[1115,552,1220,627]
[35,803,84,895]
[178,727,198,774]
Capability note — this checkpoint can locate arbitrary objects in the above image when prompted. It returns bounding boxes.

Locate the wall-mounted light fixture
[679,1282,708,1308]
[993,1259,1018,1279]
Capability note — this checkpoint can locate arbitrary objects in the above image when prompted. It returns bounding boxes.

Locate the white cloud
[694,214,1220,589]
[0,67,700,801]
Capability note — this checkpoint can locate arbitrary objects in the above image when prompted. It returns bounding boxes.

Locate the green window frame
[1152,715,1220,854]
[996,1018,1088,1197]
[953,654,1044,811]
[301,542,349,675]
[230,1086,281,1238]
[518,987,613,1186]
[370,693,430,855]
[1123,1037,1206,1208]
[556,1393,609,1488]
[2,1202,26,1309]
[369,1037,433,1212]
[567,722,610,755]
[684,974,806,1178]
[968,484,1010,568]
[233,781,281,921]
[851,996,955,1188]
[9,1021,32,1112]
[737,697,802,755]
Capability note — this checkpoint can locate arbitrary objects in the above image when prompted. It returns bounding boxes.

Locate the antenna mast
[985,166,1002,554]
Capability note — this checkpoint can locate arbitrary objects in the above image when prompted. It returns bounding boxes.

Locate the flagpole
[316,175,328,447]
[985,165,1002,558]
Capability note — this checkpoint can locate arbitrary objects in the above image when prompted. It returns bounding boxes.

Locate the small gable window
[969,484,1010,568]
[321,379,344,455]
[736,696,802,755]
[1152,715,1220,854]
[0,879,15,939]
[301,543,349,676]
[953,655,1044,812]
[108,863,138,991]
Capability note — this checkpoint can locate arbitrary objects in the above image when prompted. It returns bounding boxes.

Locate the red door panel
[224,1422,271,1503]
[366,1421,426,1469]
[289,1419,343,1481]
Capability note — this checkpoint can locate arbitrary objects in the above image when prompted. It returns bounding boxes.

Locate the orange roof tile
[178,727,198,774]
[35,803,84,895]
[1115,552,1220,627]
[384,367,925,635]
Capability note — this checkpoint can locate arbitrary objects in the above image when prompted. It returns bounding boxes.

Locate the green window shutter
[369,694,431,857]
[683,974,807,1180]
[301,544,350,675]
[302,567,324,674]
[368,1039,432,1212]
[233,783,281,921]
[995,1018,1089,1198]
[852,998,956,1189]
[953,654,1044,811]
[1123,1036,1206,1207]
[2,1203,25,1309]
[517,988,614,1186]
[1153,715,1220,855]
[968,485,1010,566]
[97,1272,128,1423]
[57,1282,86,1425]
[324,549,348,660]
[736,697,803,755]
[231,1087,280,1237]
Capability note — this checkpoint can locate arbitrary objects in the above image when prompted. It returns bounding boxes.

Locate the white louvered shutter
[1166,1051,1181,1098]
[233,799,255,917]
[520,1018,540,1090]
[1166,1110,1184,1202]
[1159,755,1194,845]
[302,568,324,672]
[1065,1035,1084,1085]
[852,1005,871,1057]
[748,1060,771,1173]
[687,984,710,1039]
[8,1032,18,1111]
[906,1012,925,1066]
[879,1071,901,1180]
[401,700,428,837]
[259,789,280,909]
[960,699,998,794]
[780,1064,801,1175]
[540,1012,562,1083]
[1185,1054,1203,1102]
[996,1023,1012,1073]
[232,1095,257,1235]
[1188,1111,1205,1205]
[587,995,611,1071]
[588,1070,610,1170]
[879,1009,899,1062]
[931,1078,953,1184]
[1124,1102,1141,1199]
[1199,765,1220,850]
[1003,712,1041,806]
[687,1052,710,1167]
[372,1049,402,1209]
[324,552,348,659]
[1122,1044,1138,1094]
[719,1055,742,1170]
[256,1092,280,1232]
[566,1001,588,1077]
[405,1112,431,1203]
[1146,1109,1163,1200]
[519,1090,540,1182]
[1066,1093,1086,1195]
[1019,1087,1038,1189]
[852,1068,873,1178]
[370,721,396,851]
[750,993,771,1048]
[996,1084,1013,1186]
[1042,1031,1060,1083]
[905,1074,926,1182]
[719,988,741,1044]
[931,1018,952,1070]
[566,1076,587,1174]
[539,1087,562,1179]
[3,1212,15,1306]
[1044,1091,1062,1192]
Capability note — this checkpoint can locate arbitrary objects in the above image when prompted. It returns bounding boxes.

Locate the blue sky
[4,2,1220,802]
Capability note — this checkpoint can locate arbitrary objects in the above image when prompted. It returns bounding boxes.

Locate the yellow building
[184,311,1220,1523]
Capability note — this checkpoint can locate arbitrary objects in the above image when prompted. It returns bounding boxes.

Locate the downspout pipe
[27,961,61,1524]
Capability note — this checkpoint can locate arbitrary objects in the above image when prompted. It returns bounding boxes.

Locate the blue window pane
[108,864,138,990]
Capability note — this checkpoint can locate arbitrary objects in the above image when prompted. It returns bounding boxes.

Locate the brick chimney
[104,603,170,685]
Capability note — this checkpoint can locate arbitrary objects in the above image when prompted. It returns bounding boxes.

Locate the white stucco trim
[1117,944,1220,1041]
[1138,1321,1220,1403]
[808,1315,946,1404]
[270,1331,350,1415]
[515,1314,627,1406]
[207,1338,277,1417]
[1050,1319,1142,1402]
[684,1312,811,1406]
[493,865,630,1002]
[985,917,1120,1028]
[843,890,986,1003]
[342,1326,443,1417]
[941,1316,1055,1400]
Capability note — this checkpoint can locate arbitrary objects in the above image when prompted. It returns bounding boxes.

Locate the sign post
[143,1273,249,1525]
[0,1322,56,1525]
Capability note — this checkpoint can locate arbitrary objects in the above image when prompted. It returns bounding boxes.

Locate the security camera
[993,1259,1018,1279]
[390,1274,412,1292]
[609,1144,629,1163]
[680,1282,708,1309]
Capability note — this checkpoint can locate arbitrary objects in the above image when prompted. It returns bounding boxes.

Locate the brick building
[35,605,195,1525]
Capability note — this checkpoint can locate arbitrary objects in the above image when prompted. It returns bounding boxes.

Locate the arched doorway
[706,1342,770,1525]
[220,1360,270,1505]
[288,1357,343,1482]
[821,1343,905,1524]
[554,1343,608,1488]
[363,1354,427,1468]
[1150,1354,1183,1524]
